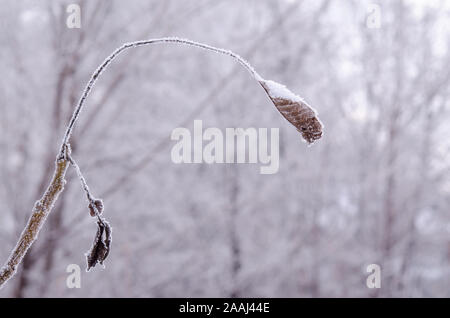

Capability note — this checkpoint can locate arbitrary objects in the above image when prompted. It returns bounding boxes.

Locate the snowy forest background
[1,0,450,297]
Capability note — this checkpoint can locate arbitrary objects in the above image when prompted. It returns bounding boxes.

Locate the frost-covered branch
[0,158,69,287]
[60,37,322,154]
[59,37,262,153]
[0,37,323,289]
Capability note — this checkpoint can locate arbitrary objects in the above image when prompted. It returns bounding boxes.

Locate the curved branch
[60,37,262,152]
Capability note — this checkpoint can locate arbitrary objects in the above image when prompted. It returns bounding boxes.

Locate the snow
[261,79,321,118]
[261,79,305,103]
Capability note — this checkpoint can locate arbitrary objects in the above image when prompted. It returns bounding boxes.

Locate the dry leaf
[86,219,111,271]
[260,80,323,144]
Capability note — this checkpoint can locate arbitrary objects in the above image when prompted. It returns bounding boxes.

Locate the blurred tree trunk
[228,167,241,298]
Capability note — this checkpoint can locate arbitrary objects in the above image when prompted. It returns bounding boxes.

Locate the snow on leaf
[259,79,323,144]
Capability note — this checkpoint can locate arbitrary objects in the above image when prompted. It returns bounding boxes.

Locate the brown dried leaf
[86,220,111,271]
[260,80,323,144]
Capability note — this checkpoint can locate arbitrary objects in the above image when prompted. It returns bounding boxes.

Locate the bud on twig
[89,199,104,217]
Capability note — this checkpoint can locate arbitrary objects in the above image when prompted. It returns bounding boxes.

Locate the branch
[0,158,69,287]
[0,37,323,289]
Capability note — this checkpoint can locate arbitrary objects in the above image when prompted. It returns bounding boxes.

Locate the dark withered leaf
[86,220,112,271]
